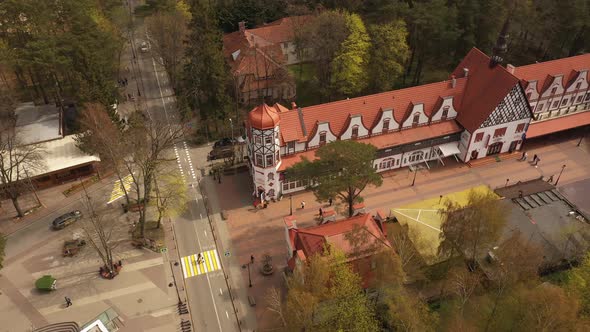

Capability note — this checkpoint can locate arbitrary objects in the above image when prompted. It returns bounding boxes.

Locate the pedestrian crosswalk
[181,249,221,279]
[107,174,134,204]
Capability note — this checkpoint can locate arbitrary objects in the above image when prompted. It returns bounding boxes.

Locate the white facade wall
[464,119,529,162]
[250,125,282,198]
[371,109,400,134]
[458,130,471,161]
[430,97,458,122]
[401,104,429,128]
[340,115,369,140]
[308,122,337,147]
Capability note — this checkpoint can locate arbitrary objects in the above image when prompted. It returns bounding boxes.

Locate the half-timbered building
[245,47,589,198]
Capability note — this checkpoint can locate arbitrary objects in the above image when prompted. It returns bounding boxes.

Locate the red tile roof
[293,213,390,262]
[277,120,462,171]
[248,103,281,129]
[244,16,313,44]
[452,48,521,133]
[526,112,590,138]
[512,53,590,91]
[279,78,467,142]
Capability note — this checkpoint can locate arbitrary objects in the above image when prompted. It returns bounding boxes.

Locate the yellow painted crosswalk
[181,249,221,279]
[107,174,134,203]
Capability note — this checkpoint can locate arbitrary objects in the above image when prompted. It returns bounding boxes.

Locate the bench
[248,295,256,307]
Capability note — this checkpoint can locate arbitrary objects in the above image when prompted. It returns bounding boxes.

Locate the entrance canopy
[437,142,461,157]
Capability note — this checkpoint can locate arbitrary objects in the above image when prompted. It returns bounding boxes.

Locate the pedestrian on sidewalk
[547,174,554,183]
[65,297,72,307]
[250,255,254,264]
[328,198,333,206]
[319,207,323,217]
[519,151,528,161]
[124,78,128,85]
[531,154,538,164]
[534,157,540,167]
[300,201,306,209]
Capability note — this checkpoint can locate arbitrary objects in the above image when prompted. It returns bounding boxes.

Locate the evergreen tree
[182,0,233,122]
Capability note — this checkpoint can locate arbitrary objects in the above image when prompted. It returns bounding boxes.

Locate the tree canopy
[287,140,382,217]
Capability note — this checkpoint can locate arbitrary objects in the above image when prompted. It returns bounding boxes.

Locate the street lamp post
[505,178,510,187]
[242,262,252,287]
[289,195,293,216]
[555,164,566,186]
[411,167,418,186]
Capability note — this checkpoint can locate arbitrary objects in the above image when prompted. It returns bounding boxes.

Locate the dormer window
[382,119,390,134]
[441,106,450,120]
[526,92,532,100]
[351,125,359,138]
[551,87,557,95]
[576,82,582,90]
[412,113,420,127]
[319,131,327,146]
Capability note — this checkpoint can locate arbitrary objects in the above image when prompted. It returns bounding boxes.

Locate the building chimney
[451,75,457,88]
[463,68,469,78]
[291,101,297,110]
[506,64,515,74]
[238,21,246,34]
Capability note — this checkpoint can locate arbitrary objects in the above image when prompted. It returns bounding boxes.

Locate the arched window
[412,113,420,127]
[351,125,359,138]
[319,131,327,145]
[441,106,450,120]
[409,151,424,163]
[268,173,274,181]
[382,119,390,133]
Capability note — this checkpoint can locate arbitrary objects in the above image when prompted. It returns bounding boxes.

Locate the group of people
[518,151,541,167]
[118,77,129,87]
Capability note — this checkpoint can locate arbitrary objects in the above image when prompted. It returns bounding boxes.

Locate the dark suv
[52,210,83,230]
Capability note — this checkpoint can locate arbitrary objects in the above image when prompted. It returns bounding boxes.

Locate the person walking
[547,174,554,183]
[328,198,333,206]
[300,201,306,209]
[65,297,72,307]
[534,157,540,167]
[250,255,255,264]
[319,208,323,217]
[532,154,538,164]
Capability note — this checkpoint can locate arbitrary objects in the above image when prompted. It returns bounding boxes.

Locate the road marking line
[180,257,188,278]
[206,251,214,271]
[204,230,207,237]
[226,311,229,319]
[219,288,223,295]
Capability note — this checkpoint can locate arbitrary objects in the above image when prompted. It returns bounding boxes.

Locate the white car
[140,42,149,53]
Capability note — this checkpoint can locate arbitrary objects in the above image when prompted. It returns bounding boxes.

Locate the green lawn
[391,185,497,264]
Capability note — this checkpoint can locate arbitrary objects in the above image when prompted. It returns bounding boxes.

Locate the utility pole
[555,164,566,186]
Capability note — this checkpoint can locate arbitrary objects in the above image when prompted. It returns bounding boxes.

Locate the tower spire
[490,17,510,67]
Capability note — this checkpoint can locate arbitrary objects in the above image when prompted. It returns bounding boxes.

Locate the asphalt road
[126,2,239,330]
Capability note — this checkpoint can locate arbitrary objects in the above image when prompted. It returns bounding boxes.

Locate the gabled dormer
[307,121,337,148]
[523,81,538,101]
[402,102,428,128]
[565,69,588,92]
[371,108,399,135]
[430,96,458,123]
[540,74,564,99]
[340,114,369,140]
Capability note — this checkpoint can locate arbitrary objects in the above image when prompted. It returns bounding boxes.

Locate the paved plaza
[213,135,590,331]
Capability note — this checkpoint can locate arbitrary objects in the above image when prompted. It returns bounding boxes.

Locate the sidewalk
[209,136,590,331]
[200,176,258,332]
[0,175,116,236]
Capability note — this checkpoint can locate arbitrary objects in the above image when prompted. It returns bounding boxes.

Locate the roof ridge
[515,52,590,70]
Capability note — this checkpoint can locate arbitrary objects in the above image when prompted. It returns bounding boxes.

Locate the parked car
[208,146,234,161]
[140,41,149,52]
[52,210,82,230]
[213,138,235,148]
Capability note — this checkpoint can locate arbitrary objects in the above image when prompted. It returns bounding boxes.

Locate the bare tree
[80,184,121,278]
[265,287,287,327]
[122,114,185,237]
[0,96,45,217]
[76,103,131,205]
[448,266,480,316]
[388,224,429,270]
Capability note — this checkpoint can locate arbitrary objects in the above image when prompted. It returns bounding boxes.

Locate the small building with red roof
[283,211,391,288]
[223,16,312,105]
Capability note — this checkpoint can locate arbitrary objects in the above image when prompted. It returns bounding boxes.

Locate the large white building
[245,48,590,198]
